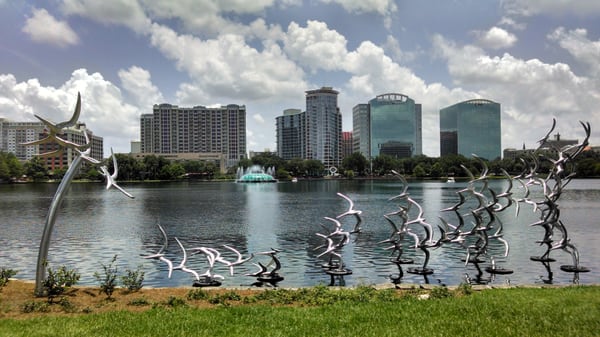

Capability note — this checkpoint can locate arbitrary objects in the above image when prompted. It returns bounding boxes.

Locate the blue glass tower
[439,99,501,160]
[369,93,422,158]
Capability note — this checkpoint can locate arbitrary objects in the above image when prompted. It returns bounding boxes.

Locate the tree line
[2,149,600,183]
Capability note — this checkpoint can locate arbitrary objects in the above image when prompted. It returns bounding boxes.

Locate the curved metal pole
[34,155,83,296]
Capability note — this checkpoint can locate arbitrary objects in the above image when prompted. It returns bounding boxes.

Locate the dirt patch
[0,280,264,320]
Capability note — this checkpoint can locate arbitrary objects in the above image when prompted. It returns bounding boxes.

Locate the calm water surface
[1,179,599,287]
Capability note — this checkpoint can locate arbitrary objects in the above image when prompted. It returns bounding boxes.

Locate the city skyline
[0,1,599,156]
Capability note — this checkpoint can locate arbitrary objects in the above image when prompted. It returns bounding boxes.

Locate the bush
[42,265,80,302]
[187,288,209,301]
[164,296,187,308]
[94,255,118,299]
[128,297,150,306]
[0,267,17,288]
[21,301,50,313]
[430,286,452,299]
[121,266,145,292]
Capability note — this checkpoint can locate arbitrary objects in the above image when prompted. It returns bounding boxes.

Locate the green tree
[4,152,23,179]
[284,158,305,177]
[304,159,324,177]
[142,155,169,180]
[275,168,291,180]
[413,163,427,177]
[237,158,252,170]
[50,167,67,180]
[183,160,203,173]
[109,154,142,181]
[372,155,398,175]
[25,156,48,181]
[0,152,24,180]
[341,152,368,176]
[251,152,285,171]
[85,166,103,181]
[160,162,185,180]
[0,159,9,180]
[430,162,443,178]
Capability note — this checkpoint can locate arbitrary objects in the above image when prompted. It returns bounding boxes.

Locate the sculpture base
[560,265,590,273]
[462,257,485,264]
[390,258,414,264]
[257,274,285,283]
[530,256,556,262]
[193,278,222,287]
[407,267,434,275]
[485,267,514,275]
[321,262,341,269]
[325,269,353,276]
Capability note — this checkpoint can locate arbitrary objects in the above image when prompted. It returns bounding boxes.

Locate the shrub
[94,255,119,299]
[58,296,78,313]
[209,291,241,305]
[0,268,17,288]
[121,266,145,292]
[455,282,473,296]
[165,296,187,308]
[128,297,150,306]
[21,301,50,313]
[430,286,452,299]
[187,288,209,301]
[42,265,80,302]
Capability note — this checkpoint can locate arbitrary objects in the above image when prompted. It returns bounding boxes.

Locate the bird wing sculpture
[100,148,134,199]
[142,223,174,277]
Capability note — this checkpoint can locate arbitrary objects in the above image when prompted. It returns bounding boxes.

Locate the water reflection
[0,179,598,288]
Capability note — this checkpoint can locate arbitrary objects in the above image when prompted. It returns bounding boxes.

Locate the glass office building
[369,93,422,158]
[439,99,501,160]
[352,103,370,158]
[276,108,305,160]
[305,87,342,169]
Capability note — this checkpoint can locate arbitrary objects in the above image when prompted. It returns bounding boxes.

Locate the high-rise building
[0,119,102,170]
[439,99,501,160]
[369,93,422,159]
[38,122,103,171]
[0,118,45,161]
[304,87,342,169]
[341,131,353,159]
[352,104,370,158]
[141,103,247,168]
[276,109,304,160]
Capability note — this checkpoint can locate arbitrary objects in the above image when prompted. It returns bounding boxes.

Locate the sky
[1,0,599,157]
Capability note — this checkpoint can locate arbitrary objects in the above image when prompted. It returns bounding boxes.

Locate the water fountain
[236,165,277,183]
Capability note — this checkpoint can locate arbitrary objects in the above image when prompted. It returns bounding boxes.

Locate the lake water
[1,178,599,288]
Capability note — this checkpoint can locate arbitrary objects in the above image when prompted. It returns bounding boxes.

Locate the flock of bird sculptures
[27,92,591,287]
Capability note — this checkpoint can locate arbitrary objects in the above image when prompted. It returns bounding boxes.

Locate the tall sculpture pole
[34,155,84,296]
[23,93,134,296]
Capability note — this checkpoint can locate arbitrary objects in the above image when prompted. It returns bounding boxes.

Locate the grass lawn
[1,281,599,337]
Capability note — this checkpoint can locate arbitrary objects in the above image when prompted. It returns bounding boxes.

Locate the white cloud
[318,0,396,29]
[383,35,419,63]
[474,27,517,50]
[319,0,397,16]
[498,16,526,31]
[0,69,141,153]
[61,0,151,33]
[118,66,164,107]
[283,20,348,72]
[139,0,288,37]
[502,0,600,17]
[149,23,307,102]
[253,113,265,124]
[22,8,79,48]
[548,27,600,75]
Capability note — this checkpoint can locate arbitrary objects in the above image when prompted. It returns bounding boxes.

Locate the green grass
[2,286,600,337]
